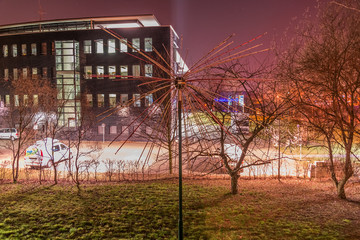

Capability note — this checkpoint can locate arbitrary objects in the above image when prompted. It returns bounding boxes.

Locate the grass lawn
[0,179,359,239]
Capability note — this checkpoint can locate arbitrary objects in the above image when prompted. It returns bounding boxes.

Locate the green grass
[0,181,350,239]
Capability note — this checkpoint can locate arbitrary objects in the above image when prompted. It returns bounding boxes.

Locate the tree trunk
[53,162,58,185]
[168,143,173,174]
[230,172,239,194]
[336,180,347,199]
[335,142,354,200]
[12,157,19,183]
[12,160,17,183]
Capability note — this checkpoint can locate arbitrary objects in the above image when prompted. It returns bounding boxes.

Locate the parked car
[0,128,19,140]
[24,138,73,169]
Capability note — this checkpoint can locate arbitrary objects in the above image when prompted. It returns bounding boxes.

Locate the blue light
[214,97,239,102]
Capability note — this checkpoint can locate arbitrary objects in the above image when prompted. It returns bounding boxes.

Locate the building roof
[0,14,161,36]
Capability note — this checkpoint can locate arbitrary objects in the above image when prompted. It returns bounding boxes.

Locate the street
[0,140,163,173]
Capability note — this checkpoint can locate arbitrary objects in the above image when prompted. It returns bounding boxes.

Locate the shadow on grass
[346,198,360,205]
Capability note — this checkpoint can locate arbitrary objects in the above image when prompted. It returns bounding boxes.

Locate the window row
[0,94,39,107]
[2,42,50,57]
[0,93,154,108]
[84,64,153,79]
[1,64,154,81]
[84,38,152,54]
[2,67,49,80]
[86,93,153,108]
[0,37,152,58]
[97,124,153,136]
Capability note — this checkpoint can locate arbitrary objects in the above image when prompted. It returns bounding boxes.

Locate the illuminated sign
[215,95,244,105]
[239,95,244,106]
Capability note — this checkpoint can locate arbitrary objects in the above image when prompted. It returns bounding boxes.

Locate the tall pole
[102,123,105,143]
[176,77,184,240]
[178,90,183,240]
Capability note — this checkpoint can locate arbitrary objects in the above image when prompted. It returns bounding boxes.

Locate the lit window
[33,95,38,106]
[120,94,128,105]
[145,38,152,52]
[95,39,104,54]
[145,126,151,135]
[42,67,47,78]
[83,40,92,54]
[4,69,8,81]
[2,45,8,57]
[13,68,18,80]
[63,85,75,100]
[108,39,116,53]
[68,119,76,128]
[110,126,117,135]
[86,94,93,107]
[132,65,140,77]
[57,85,63,100]
[5,95,10,106]
[12,44,17,57]
[22,68,28,79]
[23,95,28,105]
[97,94,104,107]
[108,66,116,79]
[120,65,128,78]
[97,66,104,79]
[145,94,153,107]
[145,64,153,77]
[21,44,27,56]
[132,38,140,52]
[120,38,127,52]
[31,43,37,55]
[121,126,131,135]
[32,68,38,79]
[84,66,92,79]
[98,125,105,134]
[133,94,141,107]
[14,95,19,107]
[41,42,47,55]
[109,94,116,107]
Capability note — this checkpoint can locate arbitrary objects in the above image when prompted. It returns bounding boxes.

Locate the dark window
[41,42,47,55]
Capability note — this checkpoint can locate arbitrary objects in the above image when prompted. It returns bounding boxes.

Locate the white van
[0,128,19,140]
[24,138,73,169]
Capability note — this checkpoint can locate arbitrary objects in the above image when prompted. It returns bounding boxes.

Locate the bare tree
[140,95,177,175]
[103,158,115,182]
[63,98,99,190]
[277,0,360,199]
[0,76,56,183]
[185,61,291,194]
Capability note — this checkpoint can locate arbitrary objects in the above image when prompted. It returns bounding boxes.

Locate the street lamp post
[175,77,185,240]
[101,123,105,143]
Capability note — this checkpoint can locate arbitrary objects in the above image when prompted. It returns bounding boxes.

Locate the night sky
[0,0,318,65]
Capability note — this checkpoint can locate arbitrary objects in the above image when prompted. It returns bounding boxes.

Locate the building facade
[0,15,185,140]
